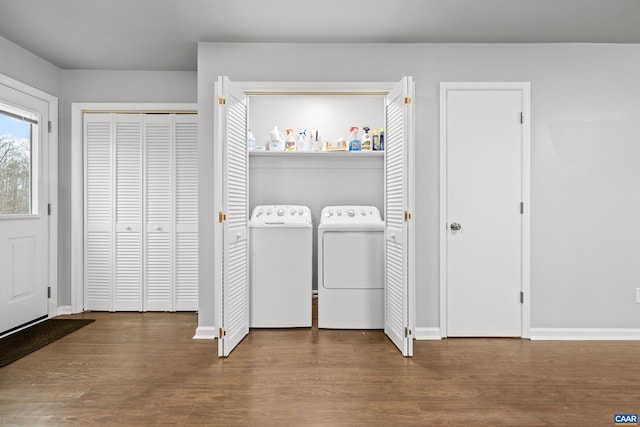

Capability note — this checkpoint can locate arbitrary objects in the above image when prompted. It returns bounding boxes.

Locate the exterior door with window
[0,83,49,335]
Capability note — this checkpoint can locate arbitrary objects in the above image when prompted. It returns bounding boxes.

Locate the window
[0,106,37,215]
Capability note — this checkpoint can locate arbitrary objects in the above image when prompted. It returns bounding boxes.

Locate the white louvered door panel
[174,115,199,311]
[84,113,114,311]
[384,77,414,357]
[217,76,249,357]
[114,115,143,311]
[144,115,173,311]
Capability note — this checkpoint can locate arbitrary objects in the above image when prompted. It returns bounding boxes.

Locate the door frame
[0,73,58,322]
[439,82,531,338]
[70,103,197,313]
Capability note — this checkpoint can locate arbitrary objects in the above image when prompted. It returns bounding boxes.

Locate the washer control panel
[250,205,312,225]
[320,206,382,225]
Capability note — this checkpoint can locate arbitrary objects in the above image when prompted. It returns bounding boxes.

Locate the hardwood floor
[1,310,638,426]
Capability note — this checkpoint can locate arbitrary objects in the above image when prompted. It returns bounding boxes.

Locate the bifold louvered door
[384,77,414,357]
[84,113,198,312]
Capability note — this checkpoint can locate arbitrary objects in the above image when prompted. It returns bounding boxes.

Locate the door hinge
[520,202,524,214]
[404,211,411,221]
[520,112,524,124]
[48,203,52,216]
[218,212,226,223]
[404,327,412,337]
[48,286,51,299]
[218,98,226,105]
[218,328,226,339]
[48,121,52,133]
[520,291,524,304]
[404,97,412,105]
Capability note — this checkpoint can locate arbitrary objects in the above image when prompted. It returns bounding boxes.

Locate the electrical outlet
[637,288,640,304]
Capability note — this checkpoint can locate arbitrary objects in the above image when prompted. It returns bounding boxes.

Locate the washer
[249,205,312,328]
[318,205,384,329]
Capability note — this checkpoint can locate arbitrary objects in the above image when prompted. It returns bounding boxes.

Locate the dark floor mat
[0,318,95,367]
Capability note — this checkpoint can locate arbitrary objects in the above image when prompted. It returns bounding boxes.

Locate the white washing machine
[249,205,312,328]
[318,205,384,329]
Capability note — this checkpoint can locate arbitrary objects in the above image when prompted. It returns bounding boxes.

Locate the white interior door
[0,83,49,334]
[144,114,173,311]
[443,85,527,337]
[384,77,414,357]
[114,114,143,311]
[214,76,249,357]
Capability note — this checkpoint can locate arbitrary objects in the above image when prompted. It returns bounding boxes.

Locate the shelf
[249,150,384,157]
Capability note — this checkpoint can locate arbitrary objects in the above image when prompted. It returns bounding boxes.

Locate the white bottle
[247,129,256,151]
[269,126,284,151]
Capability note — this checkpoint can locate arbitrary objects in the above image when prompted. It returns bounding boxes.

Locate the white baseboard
[530,328,640,340]
[414,327,442,340]
[193,326,217,340]
[56,306,73,316]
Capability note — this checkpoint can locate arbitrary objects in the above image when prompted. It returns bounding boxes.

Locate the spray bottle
[348,126,361,151]
[361,127,371,151]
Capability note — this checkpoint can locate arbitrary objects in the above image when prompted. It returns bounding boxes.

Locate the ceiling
[1,0,639,71]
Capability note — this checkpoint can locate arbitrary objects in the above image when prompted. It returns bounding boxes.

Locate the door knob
[450,222,462,231]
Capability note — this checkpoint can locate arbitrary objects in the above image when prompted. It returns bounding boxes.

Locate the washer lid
[319,205,383,226]
[249,205,312,226]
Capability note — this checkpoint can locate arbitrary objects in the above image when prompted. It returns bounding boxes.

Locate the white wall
[199,42,640,331]
[59,70,197,305]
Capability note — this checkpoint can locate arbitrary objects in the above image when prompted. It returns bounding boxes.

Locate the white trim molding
[70,103,198,314]
[414,327,442,340]
[530,328,640,340]
[439,82,531,339]
[193,326,217,340]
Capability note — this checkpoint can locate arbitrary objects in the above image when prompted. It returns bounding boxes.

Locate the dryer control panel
[320,205,382,225]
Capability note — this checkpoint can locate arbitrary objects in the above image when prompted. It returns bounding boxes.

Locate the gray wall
[199,42,640,331]
[0,35,61,96]
[58,70,197,305]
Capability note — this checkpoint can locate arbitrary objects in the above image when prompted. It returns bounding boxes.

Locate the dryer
[318,205,384,329]
[249,205,312,328]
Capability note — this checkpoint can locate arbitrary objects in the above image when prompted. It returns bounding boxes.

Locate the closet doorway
[71,104,198,312]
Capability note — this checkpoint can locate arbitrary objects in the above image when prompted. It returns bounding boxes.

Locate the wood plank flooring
[1,309,639,426]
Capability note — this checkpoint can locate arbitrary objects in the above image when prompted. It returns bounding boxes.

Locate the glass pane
[0,112,32,215]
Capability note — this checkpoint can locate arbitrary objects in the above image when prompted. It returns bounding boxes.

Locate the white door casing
[0,80,52,334]
[384,77,415,356]
[214,76,249,357]
[439,82,531,338]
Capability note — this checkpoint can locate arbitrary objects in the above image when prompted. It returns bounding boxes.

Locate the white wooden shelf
[249,150,384,157]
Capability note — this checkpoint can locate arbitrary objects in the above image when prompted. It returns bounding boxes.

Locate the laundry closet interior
[214,77,414,357]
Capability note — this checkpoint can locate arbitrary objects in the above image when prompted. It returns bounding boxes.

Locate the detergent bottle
[361,127,371,151]
[285,128,297,151]
[269,126,284,151]
[348,126,361,151]
[372,129,380,150]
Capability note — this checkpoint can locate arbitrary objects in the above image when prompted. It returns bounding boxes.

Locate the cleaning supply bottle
[285,128,296,151]
[361,127,371,151]
[296,129,309,151]
[379,127,385,151]
[348,126,361,151]
[372,129,380,151]
[247,129,256,151]
[269,126,284,151]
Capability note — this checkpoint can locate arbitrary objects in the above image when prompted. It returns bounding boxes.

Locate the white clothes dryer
[249,205,312,328]
[318,206,384,329]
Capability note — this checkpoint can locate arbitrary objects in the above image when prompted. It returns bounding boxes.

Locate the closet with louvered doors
[83,112,198,312]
